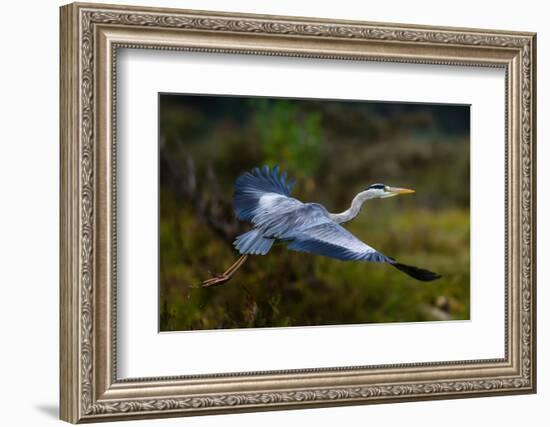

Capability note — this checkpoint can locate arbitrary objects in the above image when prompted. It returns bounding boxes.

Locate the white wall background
[0,0,545,425]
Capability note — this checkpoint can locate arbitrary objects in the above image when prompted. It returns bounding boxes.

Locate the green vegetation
[159,96,470,331]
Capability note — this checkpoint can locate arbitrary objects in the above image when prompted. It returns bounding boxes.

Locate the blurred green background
[159,94,470,331]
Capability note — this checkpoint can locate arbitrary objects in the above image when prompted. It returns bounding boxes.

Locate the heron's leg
[202,255,249,288]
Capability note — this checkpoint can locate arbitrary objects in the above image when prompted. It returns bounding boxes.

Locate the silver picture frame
[60,2,536,422]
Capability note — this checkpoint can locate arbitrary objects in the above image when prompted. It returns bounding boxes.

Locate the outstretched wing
[233,165,295,222]
[286,221,440,281]
[286,222,389,262]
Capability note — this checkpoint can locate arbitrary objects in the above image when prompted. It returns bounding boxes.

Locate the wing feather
[233,165,294,221]
[286,222,389,262]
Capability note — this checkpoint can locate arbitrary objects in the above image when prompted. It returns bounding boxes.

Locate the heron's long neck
[329,191,372,224]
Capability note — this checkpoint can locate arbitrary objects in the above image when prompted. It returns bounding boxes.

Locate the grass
[159,198,469,331]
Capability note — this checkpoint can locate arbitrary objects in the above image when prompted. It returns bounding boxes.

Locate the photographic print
[60,5,536,420]
[159,94,470,331]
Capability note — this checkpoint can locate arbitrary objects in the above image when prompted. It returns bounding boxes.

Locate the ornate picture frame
[60,2,536,423]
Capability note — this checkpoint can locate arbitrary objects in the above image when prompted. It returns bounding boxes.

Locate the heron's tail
[234,229,274,255]
[233,165,294,221]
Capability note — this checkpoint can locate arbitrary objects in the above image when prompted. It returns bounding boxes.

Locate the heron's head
[363,183,415,199]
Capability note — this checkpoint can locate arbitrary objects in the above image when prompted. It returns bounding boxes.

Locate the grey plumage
[231,165,440,282]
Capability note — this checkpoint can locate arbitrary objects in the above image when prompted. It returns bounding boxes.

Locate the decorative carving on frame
[60,4,536,422]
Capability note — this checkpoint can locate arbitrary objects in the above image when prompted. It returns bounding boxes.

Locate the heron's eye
[384,186,390,192]
[368,183,385,191]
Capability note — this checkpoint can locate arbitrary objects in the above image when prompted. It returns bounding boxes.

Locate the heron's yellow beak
[388,187,415,195]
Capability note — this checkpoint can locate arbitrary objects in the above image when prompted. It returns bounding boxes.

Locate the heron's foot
[201,255,248,288]
[201,273,232,288]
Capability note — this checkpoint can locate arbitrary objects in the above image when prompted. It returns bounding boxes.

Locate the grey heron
[202,165,441,287]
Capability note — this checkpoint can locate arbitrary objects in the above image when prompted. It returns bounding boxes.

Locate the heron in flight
[202,165,441,287]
